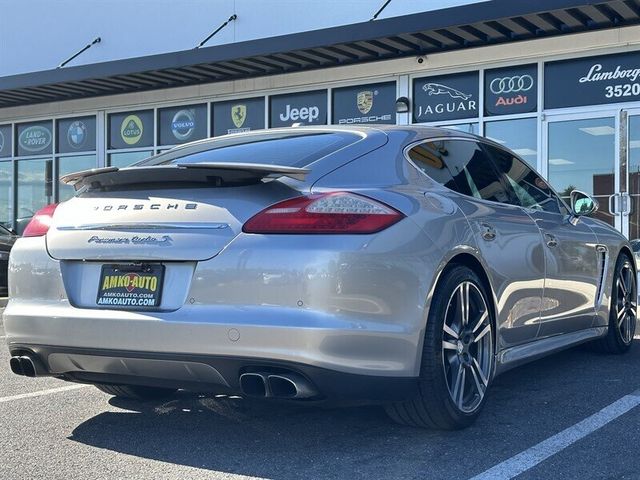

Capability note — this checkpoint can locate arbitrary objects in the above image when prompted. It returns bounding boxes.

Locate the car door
[411,138,545,347]
[484,143,600,338]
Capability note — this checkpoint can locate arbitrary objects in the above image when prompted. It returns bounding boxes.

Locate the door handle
[480,223,496,241]
[609,193,620,215]
[544,233,558,248]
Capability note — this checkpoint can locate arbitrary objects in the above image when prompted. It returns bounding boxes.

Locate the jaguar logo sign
[19,125,52,153]
[422,83,472,100]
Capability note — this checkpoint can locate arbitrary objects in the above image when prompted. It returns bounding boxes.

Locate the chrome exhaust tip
[19,356,37,377]
[267,373,317,399]
[9,356,23,376]
[239,372,268,397]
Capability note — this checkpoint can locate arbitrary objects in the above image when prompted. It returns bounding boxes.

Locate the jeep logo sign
[270,90,327,127]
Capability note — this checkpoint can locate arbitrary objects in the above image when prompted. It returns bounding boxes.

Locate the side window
[484,143,568,215]
[408,139,513,204]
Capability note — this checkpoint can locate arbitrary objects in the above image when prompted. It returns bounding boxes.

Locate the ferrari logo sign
[357,90,374,114]
[232,104,247,128]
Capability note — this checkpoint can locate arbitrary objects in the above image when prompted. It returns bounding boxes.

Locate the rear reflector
[22,203,59,237]
[242,192,404,234]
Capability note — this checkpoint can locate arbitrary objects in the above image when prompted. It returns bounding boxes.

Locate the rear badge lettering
[93,203,198,211]
[88,235,172,246]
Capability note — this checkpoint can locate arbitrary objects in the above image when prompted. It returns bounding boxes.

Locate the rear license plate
[96,264,164,308]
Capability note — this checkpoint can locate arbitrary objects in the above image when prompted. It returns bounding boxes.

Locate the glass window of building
[0,160,12,228]
[55,116,97,202]
[439,123,479,135]
[15,121,53,233]
[485,118,537,168]
[547,117,616,226]
[627,115,640,240]
[107,110,154,167]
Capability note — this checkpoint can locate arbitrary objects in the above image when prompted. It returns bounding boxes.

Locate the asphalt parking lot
[2,307,640,480]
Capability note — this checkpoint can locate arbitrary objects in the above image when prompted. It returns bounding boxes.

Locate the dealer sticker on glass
[96,264,164,308]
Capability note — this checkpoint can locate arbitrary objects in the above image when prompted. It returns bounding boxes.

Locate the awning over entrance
[0,0,639,109]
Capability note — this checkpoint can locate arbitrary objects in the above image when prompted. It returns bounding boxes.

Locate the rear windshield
[136,131,362,168]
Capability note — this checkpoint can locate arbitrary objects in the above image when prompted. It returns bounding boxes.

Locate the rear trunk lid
[47,165,306,261]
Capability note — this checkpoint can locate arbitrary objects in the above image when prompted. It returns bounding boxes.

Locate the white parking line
[469,389,640,480]
[0,384,89,404]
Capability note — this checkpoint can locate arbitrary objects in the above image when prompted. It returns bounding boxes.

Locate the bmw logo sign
[67,120,87,149]
[171,109,196,141]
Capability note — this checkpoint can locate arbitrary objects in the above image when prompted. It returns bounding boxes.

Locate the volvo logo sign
[489,75,534,94]
[171,109,196,141]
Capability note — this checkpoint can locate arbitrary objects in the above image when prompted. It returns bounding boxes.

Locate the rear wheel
[94,384,177,400]
[593,254,636,354]
[386,265,494,429]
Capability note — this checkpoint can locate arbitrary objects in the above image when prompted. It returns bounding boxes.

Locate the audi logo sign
[489,75,535,94]
[484,64,537,116]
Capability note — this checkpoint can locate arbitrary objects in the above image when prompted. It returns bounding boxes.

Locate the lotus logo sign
[120,115,143,145]
[19,125,52,153]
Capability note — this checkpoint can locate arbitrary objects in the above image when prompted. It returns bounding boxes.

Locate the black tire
[385,265,494,430]
[94,384,177,400]
[592,254,636,354]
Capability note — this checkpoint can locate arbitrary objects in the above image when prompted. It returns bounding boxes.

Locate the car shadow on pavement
[68,343,640,480]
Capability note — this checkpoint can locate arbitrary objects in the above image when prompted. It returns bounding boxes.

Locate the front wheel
[593,254,637,354]
[386,265,494,429]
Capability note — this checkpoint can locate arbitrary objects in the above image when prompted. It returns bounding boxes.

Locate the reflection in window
[439,123,479,135]
[17,158,53,224]
[57,154,96,202]
[0,161,12,227]
[108,151,153,168]
[485,118,537,168]
[628,116,640,240]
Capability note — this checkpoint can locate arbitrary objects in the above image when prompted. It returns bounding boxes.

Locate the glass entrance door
[625,111,640,241]
[543,112,618,230]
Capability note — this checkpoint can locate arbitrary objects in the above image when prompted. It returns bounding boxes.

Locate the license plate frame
[96,263,164,309]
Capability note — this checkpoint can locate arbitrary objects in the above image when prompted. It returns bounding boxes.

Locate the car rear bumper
[7,344,419,403]
[3,301,421,377]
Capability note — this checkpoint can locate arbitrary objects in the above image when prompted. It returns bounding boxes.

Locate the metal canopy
[1,0,639,109]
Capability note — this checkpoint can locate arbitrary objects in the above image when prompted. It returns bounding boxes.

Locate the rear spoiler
[61,162,311,191]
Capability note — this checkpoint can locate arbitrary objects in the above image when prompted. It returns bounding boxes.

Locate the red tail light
[243,192,404,234]
[22,203,59,237]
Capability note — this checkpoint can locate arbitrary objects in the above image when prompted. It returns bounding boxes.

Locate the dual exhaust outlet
[9,355,47,378]
[239,371,317,399]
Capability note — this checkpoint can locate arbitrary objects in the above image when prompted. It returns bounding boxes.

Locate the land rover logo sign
[120,115,143,145]
[332,82,395,125]
[67,120,87,149]
[545,51,640,109]
[19,125,52,153]
[171,109,196,141]
[485,64,537,116]
[413,72,479,123]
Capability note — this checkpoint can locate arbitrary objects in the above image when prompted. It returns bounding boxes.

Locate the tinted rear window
[137,132,361,168]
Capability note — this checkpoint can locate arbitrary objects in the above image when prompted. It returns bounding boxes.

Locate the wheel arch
[417,249,499,377]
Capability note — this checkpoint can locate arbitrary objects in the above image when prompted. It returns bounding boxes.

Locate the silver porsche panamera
[3,125,637,430]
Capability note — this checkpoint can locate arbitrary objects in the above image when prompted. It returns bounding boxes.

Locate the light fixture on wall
[395,97,410,113]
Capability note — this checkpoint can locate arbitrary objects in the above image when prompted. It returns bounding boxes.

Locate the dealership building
[1,0,640,236]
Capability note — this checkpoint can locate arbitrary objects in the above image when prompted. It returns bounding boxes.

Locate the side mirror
[570,190,598,217]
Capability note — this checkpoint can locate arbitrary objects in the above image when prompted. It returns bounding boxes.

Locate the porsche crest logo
[232,104,247,128]
[357,91,374,114]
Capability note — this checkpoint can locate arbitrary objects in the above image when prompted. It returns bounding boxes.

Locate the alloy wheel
[441,281,493,413]
[615,262,637,345]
